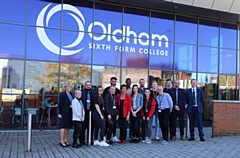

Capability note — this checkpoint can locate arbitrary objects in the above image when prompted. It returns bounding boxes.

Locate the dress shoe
[181,136,185,141]
[118,140,123,144]
[72,143,79,148]
[122,140,126,144]
[64,142,71,147]
[188,137,195,141]
[60,142,67,147]
[200,138,205,142]
[171,136,176,141]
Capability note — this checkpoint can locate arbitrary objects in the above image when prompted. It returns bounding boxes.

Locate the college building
[0,0,239,129]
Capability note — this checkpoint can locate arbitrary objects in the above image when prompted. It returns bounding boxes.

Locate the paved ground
[0,127,239,158]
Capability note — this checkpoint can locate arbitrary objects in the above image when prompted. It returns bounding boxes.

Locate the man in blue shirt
[156,86,173,145]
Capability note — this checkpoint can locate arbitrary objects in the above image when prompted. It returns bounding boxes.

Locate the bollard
[27,114,32,152]
[185,114,190,138]
[88,111,92,145]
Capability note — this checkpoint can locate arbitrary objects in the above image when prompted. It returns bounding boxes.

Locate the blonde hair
[75,90,81,94]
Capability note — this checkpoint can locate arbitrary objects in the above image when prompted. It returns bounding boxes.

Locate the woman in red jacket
[117,84,131,144]
[141,88,156,144]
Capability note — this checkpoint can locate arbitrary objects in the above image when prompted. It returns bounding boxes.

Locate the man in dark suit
[80,81,96,145]
[186,79,205,142]
[170,80,186,140]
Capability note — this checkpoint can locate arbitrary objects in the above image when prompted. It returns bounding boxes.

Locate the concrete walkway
[0,128,239,158]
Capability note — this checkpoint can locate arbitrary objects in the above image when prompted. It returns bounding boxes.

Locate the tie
[176,89,178,105]
[192,88,196,105]
[87,92,90,110]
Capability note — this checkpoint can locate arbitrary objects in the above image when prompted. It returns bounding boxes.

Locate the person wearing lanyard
[104,86,119,145]
[141,88,156,144]
[117,84,131,144]
[71,90,85,148]
[58,83,74,147]
[156,86,173,145]
[130,84,143,143]
[93,86,109,147]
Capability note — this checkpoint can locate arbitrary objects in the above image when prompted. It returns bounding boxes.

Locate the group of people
[58,77,205,148]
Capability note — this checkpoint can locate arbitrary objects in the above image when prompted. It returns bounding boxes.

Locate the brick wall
[212,100,240,137]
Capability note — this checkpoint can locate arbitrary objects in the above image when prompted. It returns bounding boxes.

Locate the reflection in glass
[219,75,237,100]
[174,71,196,89]
[175,44,196,72]
[0,24,25,59]
[220,23,237,49]
[198,20,219,47]
[0,59,24,92]
[92,66,120,89]
[122,68,148,87]
[198,73,218,120]
[219,49,236,74]
[59,64,91,92]
[175,16,197,44]
[149,70,173,87]
[198,47,218,73]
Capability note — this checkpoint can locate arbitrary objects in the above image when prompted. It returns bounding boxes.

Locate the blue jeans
[143,117,153,138]
[154,111,159,137]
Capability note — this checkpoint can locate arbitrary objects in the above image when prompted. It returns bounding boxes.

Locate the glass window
[26,27,60,61]
[0,0,26,24]
[174,71,196,89]
[149,70,174,87]
[220,23,237,49]
[150,12,174,42]
[122,68,148,87]
[62,5,92,32]
[175,16,197,45]
[92,35,121,66]
[123,8,149,39]
[93,3,122,34]
[28,0,61,28]
[149,41,173,70]
[198,46,218,73]
[175,44,197,72]
[25,61,59,94]
[122,38,149,68]
[198,20,219,47]
[59,64,91,92]
[219,49,236,74]
[92,66,120,89]
[198,73,218,119]
[0,59,24,92]
[219,75,237,100]
[0,24,25,59]
[60,31,92,64]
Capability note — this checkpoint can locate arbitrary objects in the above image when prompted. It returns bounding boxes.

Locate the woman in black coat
[59,83,74,147]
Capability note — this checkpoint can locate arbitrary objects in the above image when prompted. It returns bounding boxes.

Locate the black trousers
[119,115,128,140]
[106,115,117,141]
[80,111,95,144]
[170,109,185,137]
[141,118,145,139]
[93,111,105,141]
[104,118,117,137]
[158,108,170,142]
[130,111,141,138]
[73,121,83,144]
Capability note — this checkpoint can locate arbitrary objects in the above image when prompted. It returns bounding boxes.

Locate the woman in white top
[72,90,85,148]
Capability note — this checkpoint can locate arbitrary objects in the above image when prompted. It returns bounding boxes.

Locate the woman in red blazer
[141,88,156,144]
[117,84,131,144]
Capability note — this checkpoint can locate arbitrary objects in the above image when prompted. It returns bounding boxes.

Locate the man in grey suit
[185,79,205,142]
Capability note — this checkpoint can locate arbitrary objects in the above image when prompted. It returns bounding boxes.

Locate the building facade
[0,0,239,129]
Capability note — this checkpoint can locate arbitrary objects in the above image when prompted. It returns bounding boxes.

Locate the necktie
[192,88,196,105]
[87,92,90,110]
[176,89,178,105]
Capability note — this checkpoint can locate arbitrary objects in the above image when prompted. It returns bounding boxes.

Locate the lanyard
[158,94,164,109]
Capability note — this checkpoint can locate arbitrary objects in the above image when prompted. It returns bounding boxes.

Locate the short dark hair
[120,84,127,90]
[125,78,131,82]
[85,81,91,85]
[166,79,172,82]
[145,87,151,91]
[110,77,117,81]
[139,78,144,81]
[191,79,197,83]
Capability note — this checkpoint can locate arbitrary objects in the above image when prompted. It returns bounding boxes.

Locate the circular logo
[36,3,85,56]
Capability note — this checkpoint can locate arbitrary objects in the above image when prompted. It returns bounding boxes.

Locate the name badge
[145,109,148,113]
[70,105,72,108]
[158,110,161,113]
[113,106,117,109]
[87,100,90,103]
